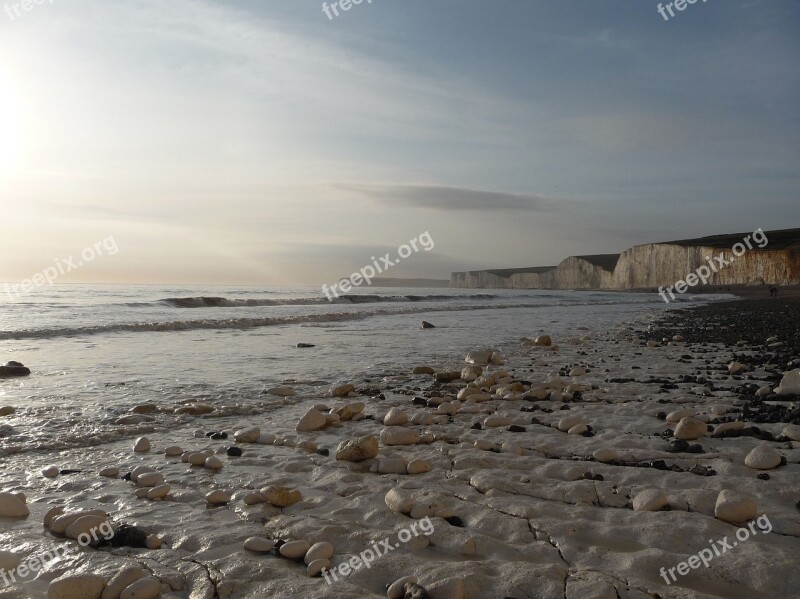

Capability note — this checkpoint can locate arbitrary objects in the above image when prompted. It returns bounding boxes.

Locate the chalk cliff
[450,228,800,290]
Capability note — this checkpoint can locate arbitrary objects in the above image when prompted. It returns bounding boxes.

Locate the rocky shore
[0,300,798,598]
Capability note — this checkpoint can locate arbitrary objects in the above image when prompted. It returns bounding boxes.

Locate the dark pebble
[471,422,482,430]
[757,473,770,480]
[316,448,330,456]
[226,447,243,457]
[507,425,526,433]
[444,516,464,527]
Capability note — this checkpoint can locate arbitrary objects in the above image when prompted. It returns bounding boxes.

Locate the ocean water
[0,285,729,456]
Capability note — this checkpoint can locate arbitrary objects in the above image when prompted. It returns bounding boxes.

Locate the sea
[0,285,731,456]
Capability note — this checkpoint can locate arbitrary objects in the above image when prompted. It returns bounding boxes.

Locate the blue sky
[0,0,797,284]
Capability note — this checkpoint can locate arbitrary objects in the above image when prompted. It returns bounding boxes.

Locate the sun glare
[0,72,24,180]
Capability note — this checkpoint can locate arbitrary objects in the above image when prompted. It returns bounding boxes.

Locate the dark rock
[59,469,83,475]
[757,473,770,480]
[101,523,148,548]
[297,343,316,348]
[687,444,704,454]
[507,425,526,433]
[434,371,460,383]
[0,362,31,377]
[670,439,690,452]
[226,446,243,457]
[413,397,427,406]
[316,448,330,456]
[211,432,228,440]
[471,422,482,430]
[422,321,436,329]
[444,516,464,527]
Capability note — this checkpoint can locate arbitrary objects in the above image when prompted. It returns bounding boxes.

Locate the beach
[0,290,798,598]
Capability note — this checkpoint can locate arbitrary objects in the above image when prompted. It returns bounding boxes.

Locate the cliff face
[612,243,800,289]
[449,228,800,290]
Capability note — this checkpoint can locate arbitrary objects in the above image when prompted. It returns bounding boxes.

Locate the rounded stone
[407,459,432,475]
[384,407,409,426]
[632,489,669,512]
[388,576,419,599]
[136,472,164,488]
[385,487,414,514]
[65,515,110,541]
[744,445,782,470]
[279,539,311,559]
[296,408,327,432]
[206,490,231,504]
[306,559,330,577]
[0,492,29,518]
[147,484,171,500]
[593,449,619,463]
[204,456,224,470]
[335,435,379,461]
[119,577,160,599]
[715,489,757,523]
[133,437,151,453]
[102,567,146,599]
[673,417,707,440]
[244,536,275,553]
[164,446,183,457]
[48,574,105,599]
[304,541,334,564]
[99,467,120,477]
[261,486,302,507]
[42,465,60,478]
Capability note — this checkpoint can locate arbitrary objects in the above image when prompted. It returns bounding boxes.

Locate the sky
[0,0,798,286]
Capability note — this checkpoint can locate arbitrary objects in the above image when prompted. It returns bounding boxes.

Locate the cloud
[332,183,571,212]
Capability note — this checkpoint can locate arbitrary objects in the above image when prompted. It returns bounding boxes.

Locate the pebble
[0,550,21,572]
[47,574,106,599]
[776,369,800,395]
[119,577,160,599]
[388,576,419,599]
[43,465,60,478]
[632,489,669,512]
[673,417,707,440]
[206,490,231,505]
[567,424,588,435]
[384,407,408,426]
[103,566,147,599]
[336,435,379,461]
[385,487,414,513]
[666,409,694,423]
[227,446,243,457]
[43,506,65,527]
[715,489,757,523]
[244,536,275,553]
[483,415,512,428]
[304,541,334,564]
[728,361,745,374]
[411,412,434,425]
[412,366,435,375]
[307,558,331,577]
[279,539,311,559]
[296,408,327,432]
[407,459,432,475]
[136,472,165,488]
[65,514,110,540]
[782,425,800,441]
[331,383,355,397]
[381,427,421,445]
[147,484,171,500]
[164,446,183,457]
[234,427,261,443]
[204,456,224,470]
[256,433,277,444]
[711,421,745,437]
[336,402,365,421]
[593,449,619,463]
[534,335,552,346]
[266,386,296,397]
[557,414,586,432]
[0,406,16,416]
[188,452,210,466]
[147,535,163,549]
[0,492,29,517]
[744,445,782,470]
[133,437,151,453]
[261,486,302,507]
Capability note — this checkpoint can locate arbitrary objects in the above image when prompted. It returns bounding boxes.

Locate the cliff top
[661,228,800,250]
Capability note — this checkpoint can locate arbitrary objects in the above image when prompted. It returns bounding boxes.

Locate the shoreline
[0,298,798,598]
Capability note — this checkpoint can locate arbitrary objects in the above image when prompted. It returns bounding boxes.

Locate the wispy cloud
[332,183,571,212]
